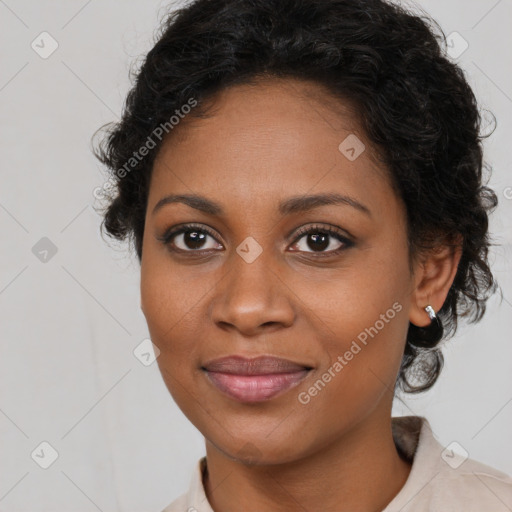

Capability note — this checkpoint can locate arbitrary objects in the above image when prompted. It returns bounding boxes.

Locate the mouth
[201,355,313,403]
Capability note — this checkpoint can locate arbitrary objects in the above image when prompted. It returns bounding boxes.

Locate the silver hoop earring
[425,305,436,321]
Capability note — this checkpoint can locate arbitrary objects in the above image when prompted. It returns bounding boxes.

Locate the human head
[93,0,497,397]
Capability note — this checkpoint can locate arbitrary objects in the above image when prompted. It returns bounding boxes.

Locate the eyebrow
[152,192,371,217]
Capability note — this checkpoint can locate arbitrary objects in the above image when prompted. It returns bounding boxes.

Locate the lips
[202,355,312,403]
[203,355,312,375]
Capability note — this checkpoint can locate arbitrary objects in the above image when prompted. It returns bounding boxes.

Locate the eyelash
[158,222,354,258]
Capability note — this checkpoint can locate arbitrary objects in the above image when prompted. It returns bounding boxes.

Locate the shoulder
[160,491,190,512]
[432,456,512,510]
[386,416,512,511]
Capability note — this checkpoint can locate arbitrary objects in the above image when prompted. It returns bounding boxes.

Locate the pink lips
[202,355,312,403]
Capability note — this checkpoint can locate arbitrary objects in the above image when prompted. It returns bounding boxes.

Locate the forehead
[149,77,394,217]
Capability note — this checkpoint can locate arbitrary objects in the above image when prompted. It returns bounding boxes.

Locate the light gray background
[1,0,511,510]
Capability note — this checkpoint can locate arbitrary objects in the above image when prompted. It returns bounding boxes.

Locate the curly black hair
[92,0,498,393]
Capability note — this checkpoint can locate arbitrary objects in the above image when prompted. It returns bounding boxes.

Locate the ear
[409,238,462,327]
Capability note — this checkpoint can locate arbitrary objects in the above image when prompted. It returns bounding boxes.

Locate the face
[140,77,417,464]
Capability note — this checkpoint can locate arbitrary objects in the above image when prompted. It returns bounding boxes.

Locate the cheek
[140,253,194,392]
[140,259,207,416]
[292,287,409,448]
[291,246,412,390]
[140,247,220,399]
[298,283,408,398]
[140,243,210,342]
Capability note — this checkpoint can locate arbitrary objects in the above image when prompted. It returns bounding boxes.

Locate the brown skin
[140,77,461,511]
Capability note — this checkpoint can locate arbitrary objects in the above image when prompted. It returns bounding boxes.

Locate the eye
[158,223,223,253]
[289,224,353,256]
[158,222,354,257]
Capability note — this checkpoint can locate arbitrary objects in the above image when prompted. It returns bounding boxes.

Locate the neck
[203,412,412,512]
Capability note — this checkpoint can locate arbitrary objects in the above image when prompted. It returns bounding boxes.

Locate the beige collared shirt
[161,416,512,511]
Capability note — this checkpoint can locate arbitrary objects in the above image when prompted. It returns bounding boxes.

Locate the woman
[93,0,512,510]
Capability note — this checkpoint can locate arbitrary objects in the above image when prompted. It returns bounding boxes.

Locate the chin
[209,432,308,467]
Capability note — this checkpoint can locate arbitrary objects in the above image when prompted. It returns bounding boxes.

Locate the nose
[209,249,296,337]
